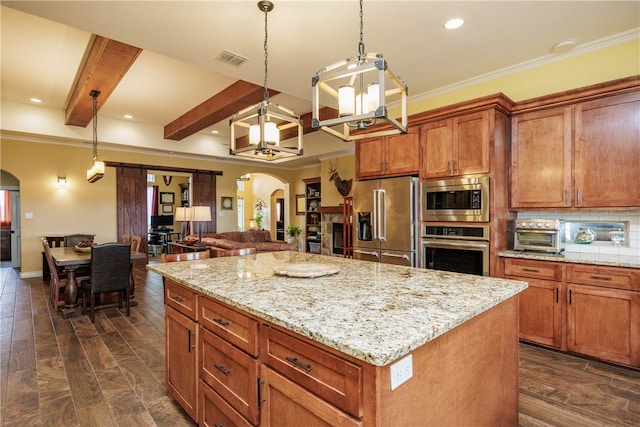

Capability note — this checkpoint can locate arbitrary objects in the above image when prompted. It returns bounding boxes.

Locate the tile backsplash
[516,210,640,257]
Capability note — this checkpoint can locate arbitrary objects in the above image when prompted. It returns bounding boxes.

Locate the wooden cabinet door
[516,278,564,349]
[574,92,640,207]
[420,119,453,179]
[355,137,384,179]
[259,366,362,427]
[385,128,419,176]
[453,111,490,176]
[567,284,640,367]
[166,306,198,421]
[511,107,573,208]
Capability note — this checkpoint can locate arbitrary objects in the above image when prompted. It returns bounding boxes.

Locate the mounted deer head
[328,161,353,197]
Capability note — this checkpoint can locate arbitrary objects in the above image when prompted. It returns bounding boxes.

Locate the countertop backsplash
[516,210,640,257]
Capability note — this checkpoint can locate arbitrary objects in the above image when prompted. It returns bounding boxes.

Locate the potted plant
[254,211,264,229]
[285,225,301,243]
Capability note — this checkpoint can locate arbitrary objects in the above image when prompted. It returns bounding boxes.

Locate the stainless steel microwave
[420,176,489,222]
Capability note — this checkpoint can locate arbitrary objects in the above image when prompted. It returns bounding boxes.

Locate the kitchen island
[148,251,527,426]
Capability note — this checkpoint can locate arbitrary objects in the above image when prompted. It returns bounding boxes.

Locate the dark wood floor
[1,261,638,426]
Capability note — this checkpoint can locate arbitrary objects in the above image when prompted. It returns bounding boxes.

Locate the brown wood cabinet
[355,128,419,179]
[504,258,565,349]
[165,280,199,422]
[420,110,490,179]
[502,257,640,368]
[511,88,640,209]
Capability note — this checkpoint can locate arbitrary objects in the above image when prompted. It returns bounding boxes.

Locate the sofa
[182,230,297,255]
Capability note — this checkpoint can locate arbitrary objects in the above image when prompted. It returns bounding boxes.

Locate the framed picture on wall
[296,194,305,215]
[160,192,175,204]
[162,204,173,214]
[221,196,234,210]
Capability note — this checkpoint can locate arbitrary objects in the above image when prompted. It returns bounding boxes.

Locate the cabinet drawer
[200,296,259,357]
[261,325,363,418]
[504,258,563,281]
[567,265,638,291]
[165,279,197,320]
[200,328,259,425]
[199,380,252,427]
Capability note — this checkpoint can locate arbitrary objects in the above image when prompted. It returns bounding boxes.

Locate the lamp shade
[175,207,192,222]
[191,206,212,222]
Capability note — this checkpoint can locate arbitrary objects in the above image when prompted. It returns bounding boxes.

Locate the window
[237,198,244,231]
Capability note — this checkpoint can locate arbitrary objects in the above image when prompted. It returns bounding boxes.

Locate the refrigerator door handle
[381,252,410,261]
[372,189,380,240]
[354,249,380,259]
[378,189,386,241]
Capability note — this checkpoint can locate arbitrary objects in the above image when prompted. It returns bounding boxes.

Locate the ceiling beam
[65,35,142,127]
[164,81,278,141]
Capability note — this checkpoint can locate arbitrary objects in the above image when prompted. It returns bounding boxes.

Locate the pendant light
[229,1,303,161]
[311,0,408,141]
[86,90,105,183]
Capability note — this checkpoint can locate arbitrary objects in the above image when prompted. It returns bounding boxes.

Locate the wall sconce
[57,176,67,188]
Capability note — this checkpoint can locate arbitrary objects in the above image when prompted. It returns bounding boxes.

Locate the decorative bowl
[74,245,93,253]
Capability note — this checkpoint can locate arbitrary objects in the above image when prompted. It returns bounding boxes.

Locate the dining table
[49,246,146,318]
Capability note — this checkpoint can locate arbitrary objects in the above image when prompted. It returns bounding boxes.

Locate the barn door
[116,167,148,256]
[191,172,217,233]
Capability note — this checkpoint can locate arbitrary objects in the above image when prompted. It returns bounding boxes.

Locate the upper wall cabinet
[355,127,419,180]
[420,111,490,179]
[511,90,640,209]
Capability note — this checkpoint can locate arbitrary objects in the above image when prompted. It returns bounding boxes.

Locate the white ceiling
[1,1,639,168]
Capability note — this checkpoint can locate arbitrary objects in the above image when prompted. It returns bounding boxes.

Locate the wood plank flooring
[1,261,638,426]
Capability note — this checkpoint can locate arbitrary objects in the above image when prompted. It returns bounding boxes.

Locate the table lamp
[175,207,192,239]
[191,206,212,247]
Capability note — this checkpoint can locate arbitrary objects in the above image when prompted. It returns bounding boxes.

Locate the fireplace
[332,223,344,255]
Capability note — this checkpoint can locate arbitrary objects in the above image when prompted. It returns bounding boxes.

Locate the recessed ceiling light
[552,40,576,53]
[444,18,464,30]
[211,130,219,134]
[123,114,133,119]
[30,97,42,103]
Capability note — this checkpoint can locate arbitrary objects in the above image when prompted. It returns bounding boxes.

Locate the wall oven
[421,224,490,276]
[420,176,489,222]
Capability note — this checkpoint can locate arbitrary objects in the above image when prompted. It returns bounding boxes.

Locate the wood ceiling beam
[164,81,278,141]
[65,35,142,127]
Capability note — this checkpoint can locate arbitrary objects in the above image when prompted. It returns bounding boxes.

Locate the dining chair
[122,234,131,244]
[64,234,94,247]
[80,243,132,323]
[41,239,90,310]
[213,247,257,257]
[123,234,142,294]
[160,250,210,263]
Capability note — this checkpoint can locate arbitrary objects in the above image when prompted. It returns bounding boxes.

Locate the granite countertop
[499,250,640,269]
[148,251,526,367]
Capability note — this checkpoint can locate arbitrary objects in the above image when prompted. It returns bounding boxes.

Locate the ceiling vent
[217,49,249,66]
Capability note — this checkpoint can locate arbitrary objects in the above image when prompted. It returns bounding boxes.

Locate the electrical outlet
[390,354,413,390]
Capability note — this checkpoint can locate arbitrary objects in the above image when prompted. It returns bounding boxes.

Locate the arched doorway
[235,172,290,240]
[0,170,20,268]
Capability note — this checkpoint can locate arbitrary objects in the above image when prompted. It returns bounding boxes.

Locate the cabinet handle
[214,424,223,427]
[565,190,569,204]
[171,295,185,303]
[556,287,559,303]
[576,189,581,205]
[213,318,230,327]
[285,356,312,372]
[522,268,540,273]
[214,364,231,376]
[452,160,457,173]
[257,377,266,409]
[569,289,572,305]
[590,275,612,281]
[447,161,452,174]
[187,330,195,353]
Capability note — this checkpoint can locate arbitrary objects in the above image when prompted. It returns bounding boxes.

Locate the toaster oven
[514,219,565,254]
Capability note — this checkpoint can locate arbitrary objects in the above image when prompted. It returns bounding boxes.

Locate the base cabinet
[165,305,198,421]
[502,257,640,368]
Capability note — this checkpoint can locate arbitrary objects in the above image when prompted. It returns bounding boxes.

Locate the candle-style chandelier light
[311,0,408,141]
[86,90,105,183]
[229,1,303,161]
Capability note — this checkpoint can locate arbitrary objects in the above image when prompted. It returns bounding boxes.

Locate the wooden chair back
[160,250,210,263]
[122,234,131,244]
[64,234,94,247]
[130,235,142,252]
[213,247,257,257]
[42,238,66,310]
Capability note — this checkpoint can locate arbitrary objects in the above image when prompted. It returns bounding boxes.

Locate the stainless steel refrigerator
[353,176,419,267]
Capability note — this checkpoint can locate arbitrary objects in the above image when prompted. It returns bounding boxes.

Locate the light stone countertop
[499,250,640,269]
[148,251,527,366]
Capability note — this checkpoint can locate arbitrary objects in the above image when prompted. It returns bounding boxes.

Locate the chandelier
[311,0,408,141]
[229,1,303,161]
[86,90,105,183]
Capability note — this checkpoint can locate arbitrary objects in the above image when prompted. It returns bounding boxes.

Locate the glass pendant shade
[338,85,355,117]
